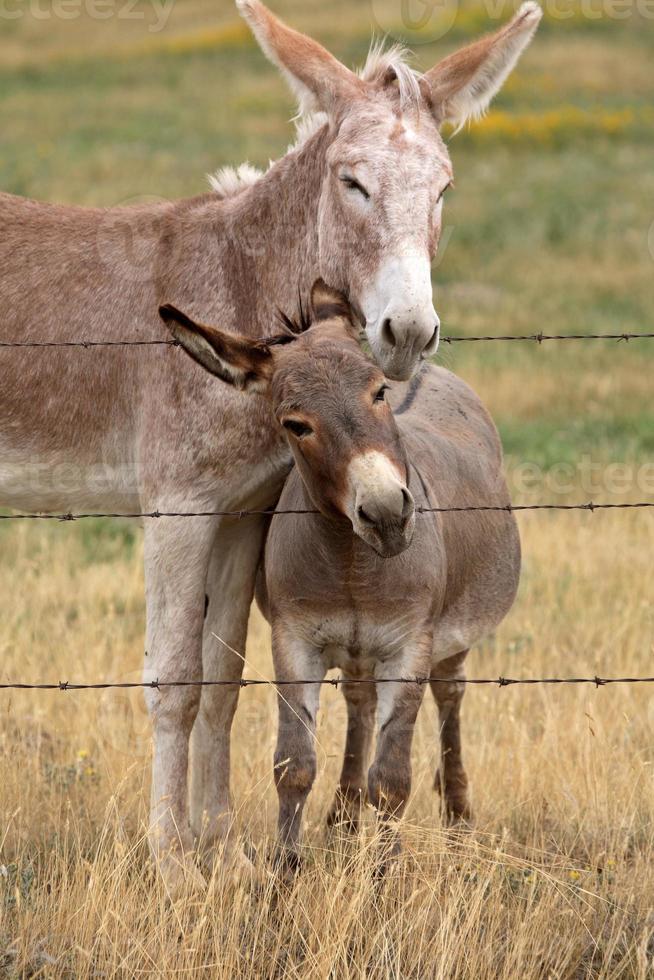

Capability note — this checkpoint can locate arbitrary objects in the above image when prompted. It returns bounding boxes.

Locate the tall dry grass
[1,505,653,977]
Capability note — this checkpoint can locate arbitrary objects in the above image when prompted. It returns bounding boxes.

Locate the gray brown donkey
[164,281,521,868]
[0,0,539,890]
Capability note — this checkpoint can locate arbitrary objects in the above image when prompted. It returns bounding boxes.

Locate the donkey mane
[358,40,422,109]
[270,294,313,342]
[208,162,266,198]
[208,41,420,198]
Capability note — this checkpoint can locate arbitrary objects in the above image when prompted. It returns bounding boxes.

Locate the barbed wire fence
[1,331,653,349]
[0,500,654,523]
[1,501,653,521]
[1,327,653,691]
[1,676,654,692]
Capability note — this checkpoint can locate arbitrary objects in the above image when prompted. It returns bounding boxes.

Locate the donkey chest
[291,602,429,669]
[267,523,442,663]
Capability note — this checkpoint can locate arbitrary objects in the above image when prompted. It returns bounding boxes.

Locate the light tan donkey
[163,281,521,870]
[1,0,540,889]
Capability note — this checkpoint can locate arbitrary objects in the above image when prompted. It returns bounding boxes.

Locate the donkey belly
[430,516,521,663]
[0,356,141,512]
[430,609,497,663]
[0,422,291,515]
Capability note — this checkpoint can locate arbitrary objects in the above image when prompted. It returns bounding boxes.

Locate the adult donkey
[0,0,541,890]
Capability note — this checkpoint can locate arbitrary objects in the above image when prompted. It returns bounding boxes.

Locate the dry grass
[1,506,653,978]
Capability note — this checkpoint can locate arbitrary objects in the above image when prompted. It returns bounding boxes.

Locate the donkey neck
[221,124,331,338]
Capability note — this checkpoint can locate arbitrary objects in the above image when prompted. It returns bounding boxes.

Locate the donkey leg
[142,515,217,895]
[368,643,430,861]
[327,676,377,832]
[272,630,325,871]
[189,514,268,873]
[430,650,472,825]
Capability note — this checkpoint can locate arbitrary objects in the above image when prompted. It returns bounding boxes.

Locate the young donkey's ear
[310,280,361,340]
[236,0,363,115]
[423,2,542,130]
[159,305,272,393]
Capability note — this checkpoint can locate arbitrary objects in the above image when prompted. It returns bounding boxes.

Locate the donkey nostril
[357,504,375,527]
[401,488,414,520]
[422,323,440,355]
[381,317,395,347]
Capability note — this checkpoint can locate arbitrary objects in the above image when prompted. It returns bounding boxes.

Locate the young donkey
[163,281,521,866]
[1,0,540,889]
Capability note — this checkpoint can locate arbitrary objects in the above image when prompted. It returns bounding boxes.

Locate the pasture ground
[1,516,654,977]
[1,0,654,975]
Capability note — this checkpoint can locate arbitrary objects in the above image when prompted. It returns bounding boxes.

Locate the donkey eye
[340,175,370,200]
[283,419,313,438]
[374,384,389,403]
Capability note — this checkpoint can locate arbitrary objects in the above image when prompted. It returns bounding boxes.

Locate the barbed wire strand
[1,675,654,691]
[442,332,654,344]
[0,501,653,521]
[2,332,654,350]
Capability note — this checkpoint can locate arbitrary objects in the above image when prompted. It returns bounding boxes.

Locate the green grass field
[2,0,653,479]
[1,2,654,975]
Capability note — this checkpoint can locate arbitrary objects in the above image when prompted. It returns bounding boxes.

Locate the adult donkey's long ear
[423,2,542,131]
[310,280,361,340]
[159,305,273,392]
[236,0,363,114]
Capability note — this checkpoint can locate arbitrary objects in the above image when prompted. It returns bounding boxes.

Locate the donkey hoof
[327,804,359,834]
[194,838,268,893]
[225,845,262,882]
[272,846,302,880]
[373,846,402,882]
[159,853,207,901]
[327,789,364,833]
[434,770,472,826]
[327,811,359,834]
[446,801,473,827]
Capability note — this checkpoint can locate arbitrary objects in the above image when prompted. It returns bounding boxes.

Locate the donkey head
[237,0,542,380]
[160,281,415,557]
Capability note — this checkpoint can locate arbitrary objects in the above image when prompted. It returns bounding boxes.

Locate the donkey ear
[310,280,353,323]
[236,0,363,115]
[159,305,272,392]
[423,2,542,131]
[310,280,361,340]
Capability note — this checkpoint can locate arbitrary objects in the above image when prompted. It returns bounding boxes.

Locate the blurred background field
[2,0,654,472]
[1,0,654,975]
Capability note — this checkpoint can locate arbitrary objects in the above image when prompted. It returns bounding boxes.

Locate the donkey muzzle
[377,308,440,381]
[360,251,440,381]
[352,483,415,558]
